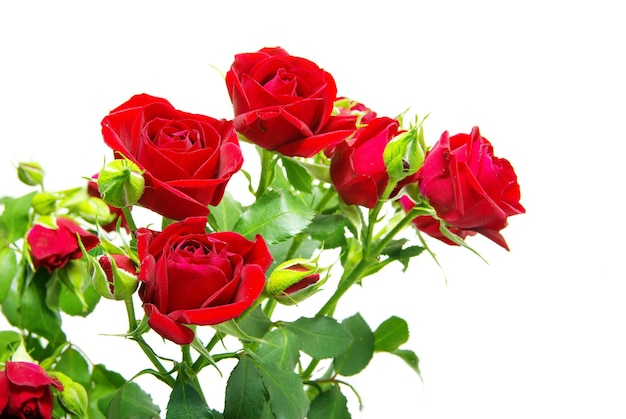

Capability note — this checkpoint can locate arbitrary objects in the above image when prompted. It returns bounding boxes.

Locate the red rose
[27,218,99,272]
[415,127,525,249]
[226,47,350,157]
[330,117,405,208]
[137,217,273,344]
[87,176,130,232]
[0,361,63,419]
[101,94,243,220]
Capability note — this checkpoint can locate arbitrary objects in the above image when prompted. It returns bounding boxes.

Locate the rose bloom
[137,217,273,344]
[226,47,351,157]
[27,218,99,272]
[87,176,129,232]
[411,126,525,250]
[0,361,63,419]
[101,94,243,220]
[330,117,409,208]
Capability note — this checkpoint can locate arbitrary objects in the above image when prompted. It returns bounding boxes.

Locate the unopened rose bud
[52,371,88,418]
[266,259,326,305]
[74,197,113,225]
[97,159,145,208]
[92,253,138,300]
[31,192,58,215]
[17,161,45,186]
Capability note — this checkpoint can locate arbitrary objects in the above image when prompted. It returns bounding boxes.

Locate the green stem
[190,332,223,373]
[373,206,433,256]
[121,207,137,232]
[263,298,277,318]
[256,149,276,197]
[315,256,374,318]
[124,297,175,387]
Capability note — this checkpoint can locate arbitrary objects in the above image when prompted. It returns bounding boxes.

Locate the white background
[1,1,625,418]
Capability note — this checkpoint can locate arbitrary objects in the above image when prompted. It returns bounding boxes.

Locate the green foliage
[105,380,161,419]
[0,192,36,246]
[233,190,315,245]
[308,386,351,419]
[208,191,243,232]
[253,358,310,419]
[166,366,213,419]
[224,357,266,419]
[255,327,300,371]
[280,157,314,193]
[333,313,374,376]
[373,316,409,353]
[0,246,18,303]
[285,316,353,359]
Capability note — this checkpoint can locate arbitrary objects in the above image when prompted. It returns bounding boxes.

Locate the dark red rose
[320,97,378,156]
[0,361,63,419]
[101,94,243,220]
[226,47,350,157]
[414,126,525,250]
[87,175,130,232]
[137,217,273,344]
[330,117,407,208]
[27,218,99,272]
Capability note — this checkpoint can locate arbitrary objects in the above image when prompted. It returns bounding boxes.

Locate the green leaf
[268,237,321,270]
[393,349,422,377]
[2,268,65,345]
[380,240,425,272]
[280,157,313,193]
[254,359,309,419]
[0,330,21,362]
[209,191,243,232]
[0,192,36,245]
[285,317,353,359]
[0,246,18,303]
[255,327,300,371]
[304,214,347,249]
[308,386,351,419]
[57,259,91,312]
[89,364,126,418]
[334,313,374,376]
[224,356,266,419]
[237,305,272,340]
[166,366,213,419]
[383,119,426,183]
[233,190,314,245]
[106,381,161,419]
[373,316,409,353]
[58,281,101,317]
[212,318,267,343]
[55,347,91,389]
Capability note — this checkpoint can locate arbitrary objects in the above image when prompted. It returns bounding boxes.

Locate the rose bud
[0,361,63,419]
[97,159,145,208]
[31,192,58,215]
[330,117,414,208]
[266,259,326,305]
[73,197,113,226]
[87,175,130,232]
[50,372,88,419]
[16,161,45,186]
[92,253,138,300]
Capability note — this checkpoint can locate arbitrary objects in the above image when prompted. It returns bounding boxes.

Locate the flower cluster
[0,47,524,418]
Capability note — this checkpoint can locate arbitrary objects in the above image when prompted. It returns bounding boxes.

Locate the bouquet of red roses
[0,47,524,418]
